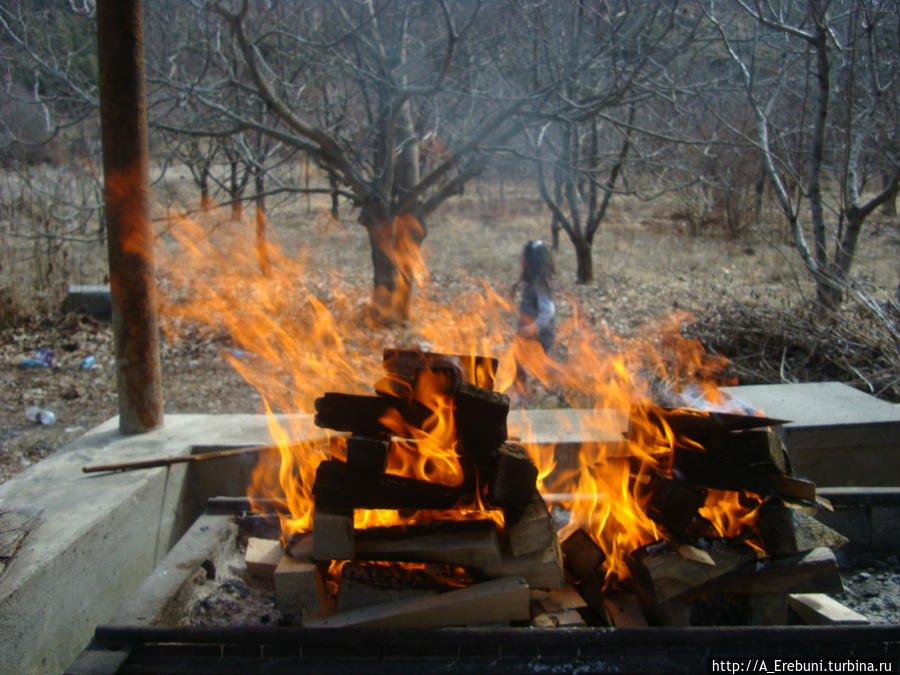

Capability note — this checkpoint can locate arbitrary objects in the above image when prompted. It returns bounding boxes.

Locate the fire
[155,206,763,586]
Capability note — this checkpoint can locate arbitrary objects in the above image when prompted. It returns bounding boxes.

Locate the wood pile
[242,349,860,628]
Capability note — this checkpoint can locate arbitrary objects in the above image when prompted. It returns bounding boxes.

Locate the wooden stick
[82,445,272,474]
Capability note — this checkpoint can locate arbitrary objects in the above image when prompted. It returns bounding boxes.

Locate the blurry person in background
[512,240,556,404]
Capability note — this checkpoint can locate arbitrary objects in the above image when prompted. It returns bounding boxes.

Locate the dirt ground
[2,182,898,483]
[2,182,899,624]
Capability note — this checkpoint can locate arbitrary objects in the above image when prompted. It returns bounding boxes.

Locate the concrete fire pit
[1,382,898,674]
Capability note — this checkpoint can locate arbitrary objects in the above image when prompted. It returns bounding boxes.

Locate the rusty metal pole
[97,0,163,433]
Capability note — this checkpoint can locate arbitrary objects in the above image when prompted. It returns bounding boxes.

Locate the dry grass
[1,171,898,485]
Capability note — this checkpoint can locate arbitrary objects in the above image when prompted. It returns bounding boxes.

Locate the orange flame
[156,206,763,585]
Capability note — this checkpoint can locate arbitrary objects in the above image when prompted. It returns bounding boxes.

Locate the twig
[82,445,273,474]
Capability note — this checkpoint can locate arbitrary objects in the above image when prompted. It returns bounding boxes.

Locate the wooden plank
[628,541,757,603]
[788,593,869,625]
[245,537,282,579]
[312,507,355,561]
[355,520,503,569]
[532,609,586,627]
[536,585,587,614]
[506,491,555,557]
[705,547,843,595]
[600,593,648,628]
[337,562,449,612]
[304,576,530,629]
[770,475,817,502]
[677,544,715,566]
[757,502,848,555]
[689,429,788,475]
[650,408,789,435]
[274,555,326,615]
[479,538,565,589]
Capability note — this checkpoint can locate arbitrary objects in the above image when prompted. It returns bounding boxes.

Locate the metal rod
[97,0,163,433]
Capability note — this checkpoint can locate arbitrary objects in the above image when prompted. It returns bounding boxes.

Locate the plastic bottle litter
[25,406,57,426]
[20,348,55,368]
[80,355,97,370]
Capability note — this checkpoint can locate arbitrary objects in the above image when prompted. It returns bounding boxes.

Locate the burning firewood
[354,520,503,569]
[690,429,790,475]
[488,442,538,510]
[382,349,499,391]
[313,393,430,437]
[505,490,555,557]
[673,445,773,494]
[454,382,509,473]
[645,471,706,538]
[336,561,468,612]
[345,435,389,475]
[648,408,790,435]
[312,459,464,511]
[561,529,605,584]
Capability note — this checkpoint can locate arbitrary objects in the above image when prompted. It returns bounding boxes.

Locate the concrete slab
[0,413,302,675]
[507,408,627,445]
[723,382,900,487]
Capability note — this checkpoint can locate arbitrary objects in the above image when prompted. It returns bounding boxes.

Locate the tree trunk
[574,236,592,284]
[200,173,212,211]
[364,217,422,322]
[255,169,268,275]
[329,172,340,219]
[360,197,424,323]
[882,171,898,217]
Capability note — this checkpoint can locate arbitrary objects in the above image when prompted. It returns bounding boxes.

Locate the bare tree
[155,0,548,320]
[0,0,105,303]
[702,0,900,308]
[522,1,700,283]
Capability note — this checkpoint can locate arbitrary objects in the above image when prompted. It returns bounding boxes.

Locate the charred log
[454,383,509,473]
[314,393,430,437]
[487,442,538,510]
[312,460,464,511]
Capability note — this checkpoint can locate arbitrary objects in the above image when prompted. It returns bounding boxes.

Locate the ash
[180,545,285,628]
[837,554,900,625]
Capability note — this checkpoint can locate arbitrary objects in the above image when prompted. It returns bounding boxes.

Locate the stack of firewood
[562,409,853,626]
[242,350,858,628]
[251,350,563,627]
